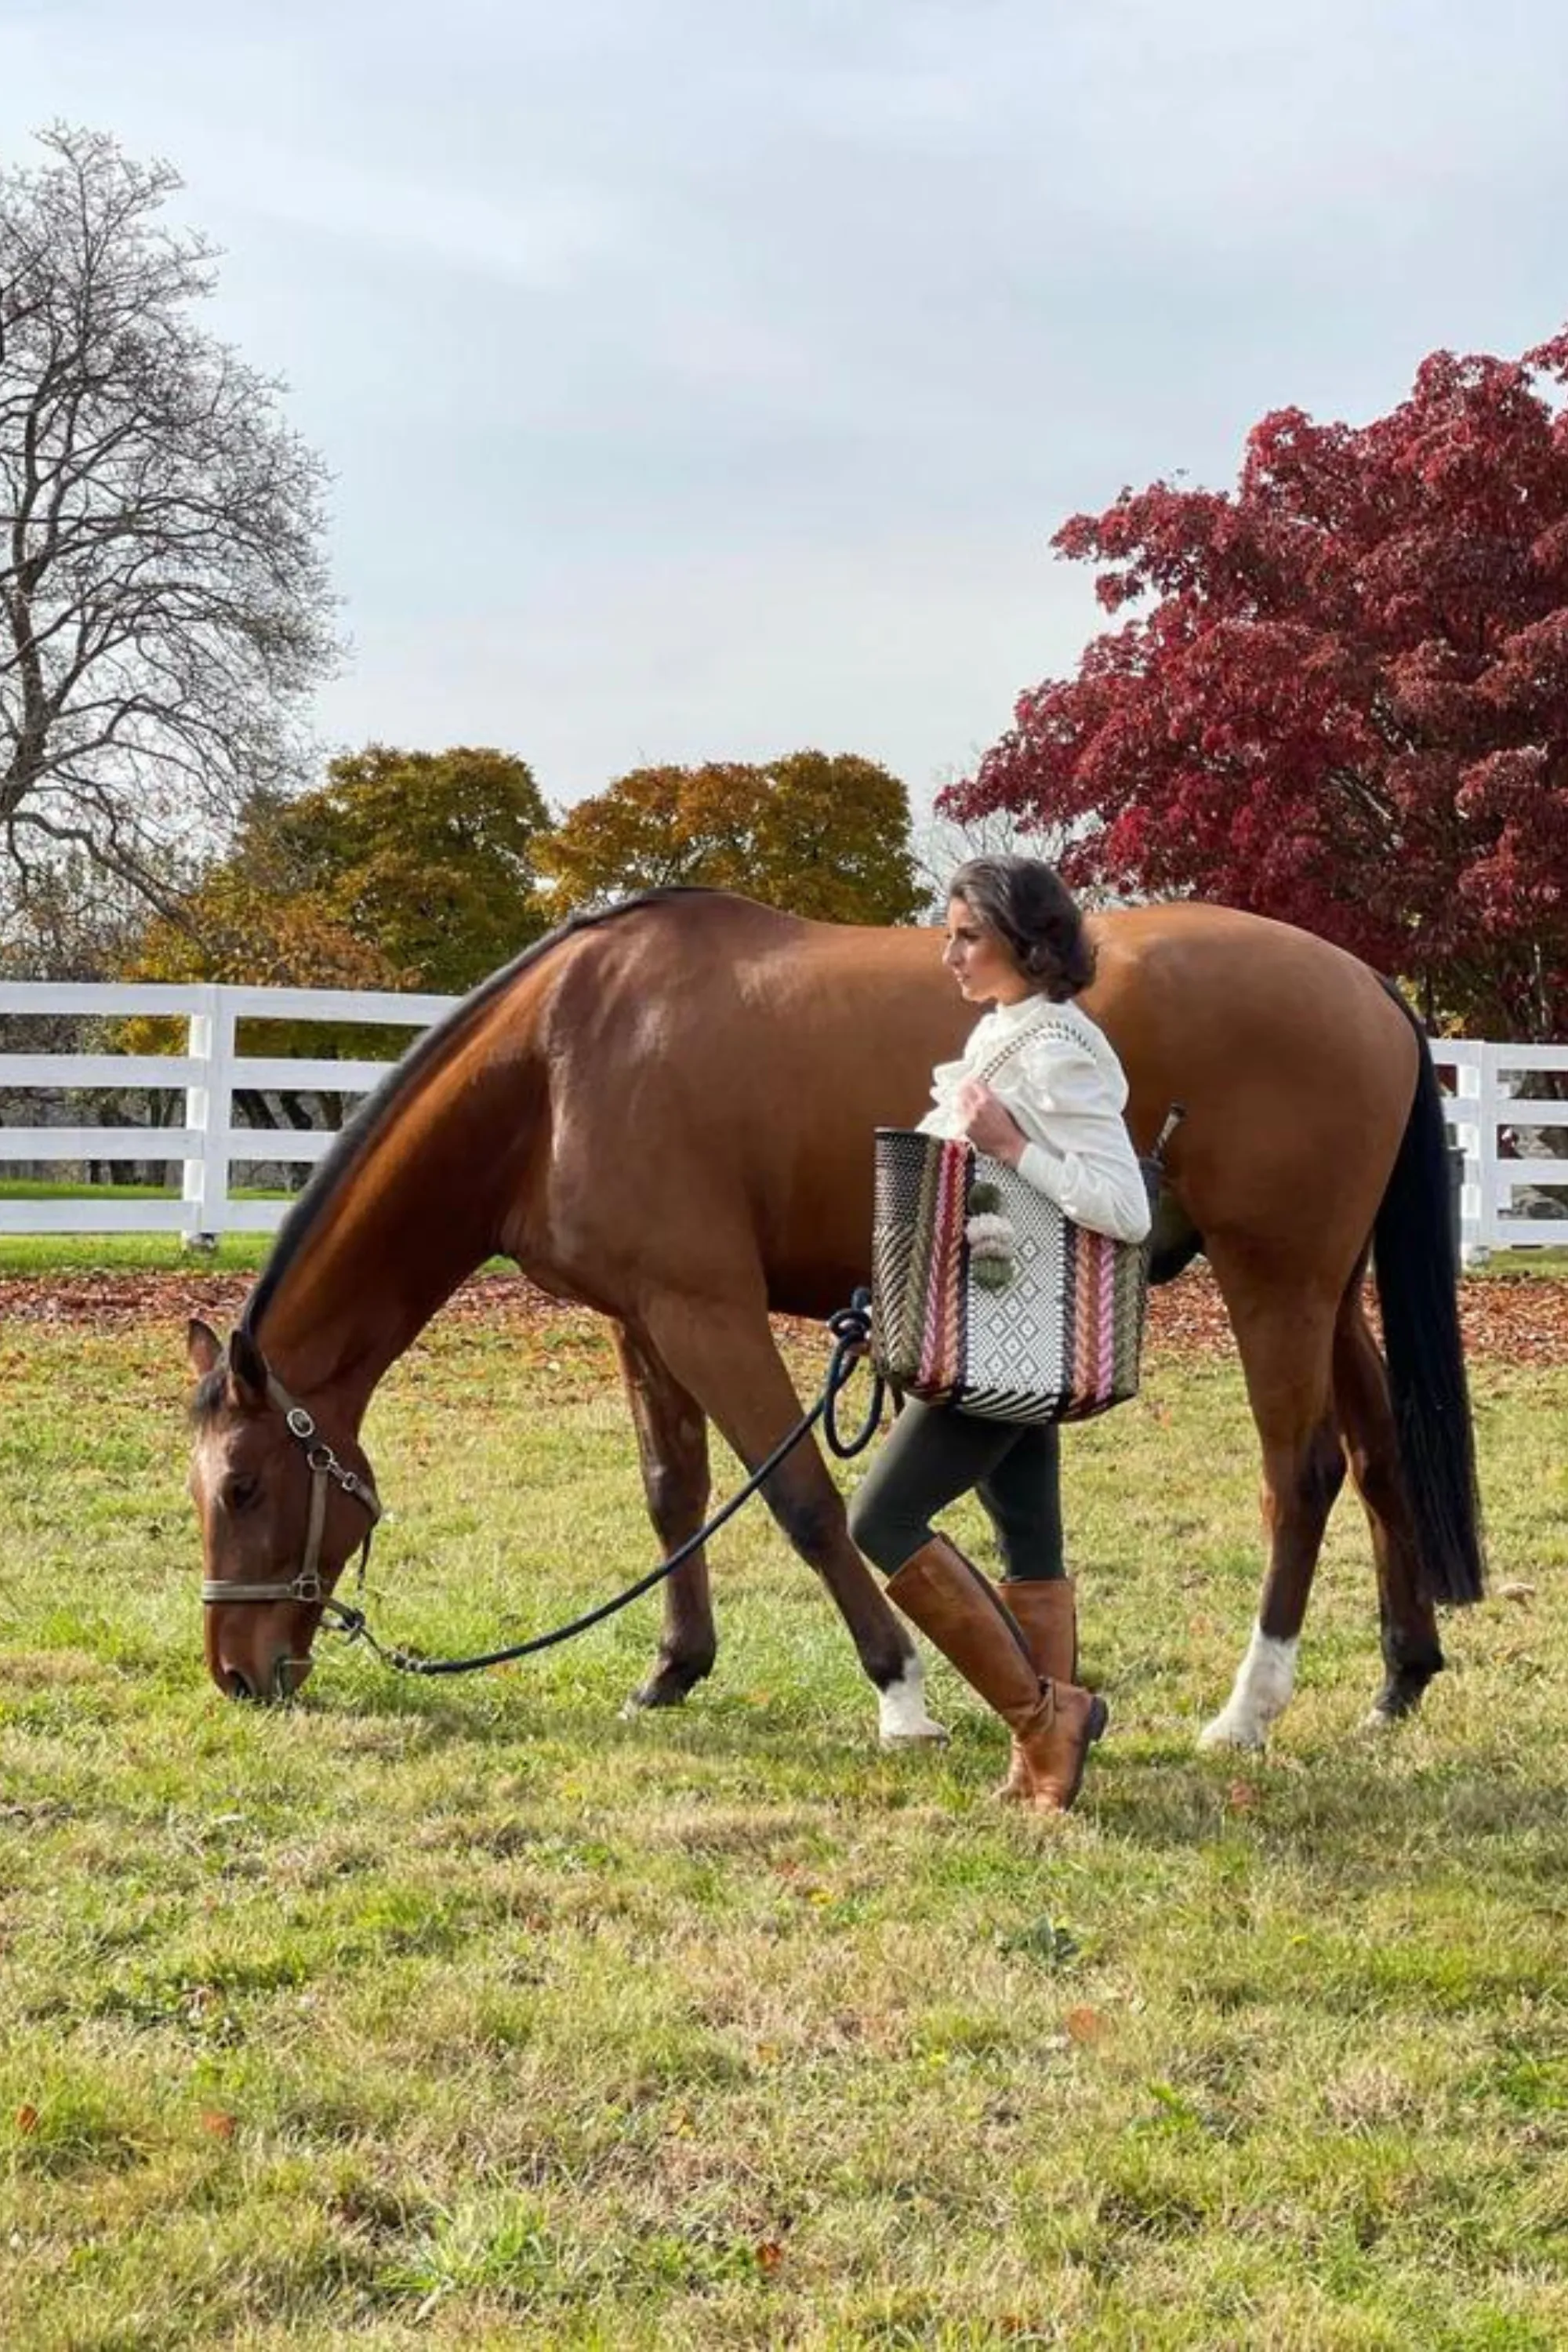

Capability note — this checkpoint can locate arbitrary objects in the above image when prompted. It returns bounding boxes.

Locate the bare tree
[913,786,1076,918]
[1,125,337,921]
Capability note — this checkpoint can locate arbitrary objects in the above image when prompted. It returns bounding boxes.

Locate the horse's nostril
[226,1668,256,1702]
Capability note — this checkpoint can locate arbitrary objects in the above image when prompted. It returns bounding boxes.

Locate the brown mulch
[2,1265,1566,1367]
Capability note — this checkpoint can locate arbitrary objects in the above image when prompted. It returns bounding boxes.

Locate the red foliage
[946,330,1568,1037]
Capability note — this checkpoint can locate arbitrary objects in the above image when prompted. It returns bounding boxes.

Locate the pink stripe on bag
[1094,1234,1116,1402]
[1071,1233,1095,1403]
[917,1142,968,1392]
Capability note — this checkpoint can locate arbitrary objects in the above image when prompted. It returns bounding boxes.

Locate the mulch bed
[2,1265,1566,1367]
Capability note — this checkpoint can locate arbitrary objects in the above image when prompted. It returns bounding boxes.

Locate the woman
[848,856,1151,1813]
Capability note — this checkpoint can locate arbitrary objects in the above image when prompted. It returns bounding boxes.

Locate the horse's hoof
[621,1675,696,1718]
[1197,1711,1267,1753]
[877,1660,948,1748]
[624,1646,715,1715]
[1362,1684,1425,1733]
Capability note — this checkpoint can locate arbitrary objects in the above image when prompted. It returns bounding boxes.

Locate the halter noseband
[199,1370,383,1610]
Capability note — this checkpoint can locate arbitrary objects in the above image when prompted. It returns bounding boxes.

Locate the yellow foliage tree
[540,751,925,924]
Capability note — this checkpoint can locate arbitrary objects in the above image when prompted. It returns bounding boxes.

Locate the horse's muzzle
[220,1652,313,1704]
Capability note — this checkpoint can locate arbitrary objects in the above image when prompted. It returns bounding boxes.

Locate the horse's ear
[226,1327,270,1411]
[187,1318,222,1378]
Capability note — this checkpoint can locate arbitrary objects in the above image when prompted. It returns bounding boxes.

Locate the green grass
[0,1229,277,1276]
[0,1179,292,1200]
[0,1176,185,1200]
[2,1301,1566,2347]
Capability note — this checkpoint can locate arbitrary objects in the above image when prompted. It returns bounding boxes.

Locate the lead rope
[320,1294,884,1678]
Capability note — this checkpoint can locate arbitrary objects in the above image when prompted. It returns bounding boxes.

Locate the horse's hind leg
[637,1290,947,1745]
[1199,1272,1346,1751]
[1332,1284,1444,1727]
[612,1324,718,1713]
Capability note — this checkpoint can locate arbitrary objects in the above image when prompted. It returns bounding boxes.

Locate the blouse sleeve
[916,1054,969,1136]
[1004,1033,1152,1245]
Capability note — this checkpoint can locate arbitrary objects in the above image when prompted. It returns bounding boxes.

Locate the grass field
[2,1283,1566,2347]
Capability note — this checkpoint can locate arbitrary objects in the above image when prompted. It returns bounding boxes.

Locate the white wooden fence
[0,981,451,1238]
[1,982,1565,1258]
[1433,1038,1568,1258]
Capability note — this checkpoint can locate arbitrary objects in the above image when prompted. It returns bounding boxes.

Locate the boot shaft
[997,1577,1077,1686]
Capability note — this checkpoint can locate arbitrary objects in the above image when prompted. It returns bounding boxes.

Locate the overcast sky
[4,0,1566,821]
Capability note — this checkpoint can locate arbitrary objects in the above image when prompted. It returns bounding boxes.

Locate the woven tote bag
[870,1128,1152,1424]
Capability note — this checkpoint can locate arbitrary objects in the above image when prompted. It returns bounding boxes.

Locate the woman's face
[942,895,1034,1005]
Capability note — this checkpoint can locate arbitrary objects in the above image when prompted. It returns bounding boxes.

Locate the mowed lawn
[2,1272,1566,2350]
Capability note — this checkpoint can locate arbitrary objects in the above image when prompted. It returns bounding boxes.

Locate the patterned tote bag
[870,1017,1157,1425]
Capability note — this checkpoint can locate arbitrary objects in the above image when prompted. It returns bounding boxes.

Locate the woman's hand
[954,1078,1025,1164]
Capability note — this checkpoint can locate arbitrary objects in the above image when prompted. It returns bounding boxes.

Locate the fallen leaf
[755,2240,785,2274]
[14,2105,38,2135]
[1065,2005,1109,2045]
[199,2111,236,2140]
[1226,1780,1260,1812]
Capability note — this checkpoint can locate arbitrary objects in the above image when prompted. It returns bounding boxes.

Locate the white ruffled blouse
[917,993,1152,1245]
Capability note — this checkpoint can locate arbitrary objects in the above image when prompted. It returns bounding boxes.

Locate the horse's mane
[240,887,710,1337]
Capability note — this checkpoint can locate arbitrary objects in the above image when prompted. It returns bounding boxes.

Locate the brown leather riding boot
[885,1537,1107,1813]
[994,1578,1078,1802]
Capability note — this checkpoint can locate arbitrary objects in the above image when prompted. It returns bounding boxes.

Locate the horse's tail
[1372,990,1485,1606]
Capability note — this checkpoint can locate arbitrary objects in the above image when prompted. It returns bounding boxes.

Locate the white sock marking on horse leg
[878,1655,949,1747]
[1198,1624,1299,1751]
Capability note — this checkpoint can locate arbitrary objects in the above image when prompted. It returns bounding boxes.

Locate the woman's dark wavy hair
[947,855,1096,1001]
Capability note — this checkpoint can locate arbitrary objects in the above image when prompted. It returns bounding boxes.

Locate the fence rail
[2,982,1564,1260]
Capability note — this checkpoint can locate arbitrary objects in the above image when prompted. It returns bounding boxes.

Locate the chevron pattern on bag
[871,1129,1149,1425]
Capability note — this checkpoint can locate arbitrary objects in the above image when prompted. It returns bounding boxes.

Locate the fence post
[1474,1047,1504,1265]
[182,985,234,1244]
[1447,1054,1486,1270]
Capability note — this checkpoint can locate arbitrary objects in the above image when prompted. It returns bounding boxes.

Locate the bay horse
[186,888,1483,1750]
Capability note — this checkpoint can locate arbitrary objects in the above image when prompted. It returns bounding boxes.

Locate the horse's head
[185,1318,380,1703]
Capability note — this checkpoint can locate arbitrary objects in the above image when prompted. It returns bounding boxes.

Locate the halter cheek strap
[199,1370,383,1609]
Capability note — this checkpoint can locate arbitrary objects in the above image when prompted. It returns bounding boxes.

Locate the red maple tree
[945,330,1568,1038]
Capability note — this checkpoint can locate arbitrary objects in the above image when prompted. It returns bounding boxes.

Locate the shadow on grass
[1094,1730,1568,1894]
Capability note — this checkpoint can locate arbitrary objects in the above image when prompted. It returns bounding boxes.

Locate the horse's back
[513,891,1417,1312]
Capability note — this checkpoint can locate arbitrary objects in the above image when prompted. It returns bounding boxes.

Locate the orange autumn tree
[122,747,551,1145]
[541,751,926,924]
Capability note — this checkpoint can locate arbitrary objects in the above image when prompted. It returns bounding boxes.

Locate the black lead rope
[321,1292,885,1679]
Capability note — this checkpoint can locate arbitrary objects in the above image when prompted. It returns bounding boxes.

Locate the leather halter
[199,1370,383,1609]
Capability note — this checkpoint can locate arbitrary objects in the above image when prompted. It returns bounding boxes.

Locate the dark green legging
[847,1397,1065,1581]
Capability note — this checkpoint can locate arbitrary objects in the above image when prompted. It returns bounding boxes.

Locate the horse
[186,887,1483,1750]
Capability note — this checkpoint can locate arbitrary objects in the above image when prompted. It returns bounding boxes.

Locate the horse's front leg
[1199,1273,1345,1751]
[637,1290,947,1747]
[612,1323,718,1711]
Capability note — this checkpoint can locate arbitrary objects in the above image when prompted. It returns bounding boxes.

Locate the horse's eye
[226,1475,261,1515]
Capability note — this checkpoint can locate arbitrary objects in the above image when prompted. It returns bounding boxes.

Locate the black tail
[1372,993,1486,1605]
